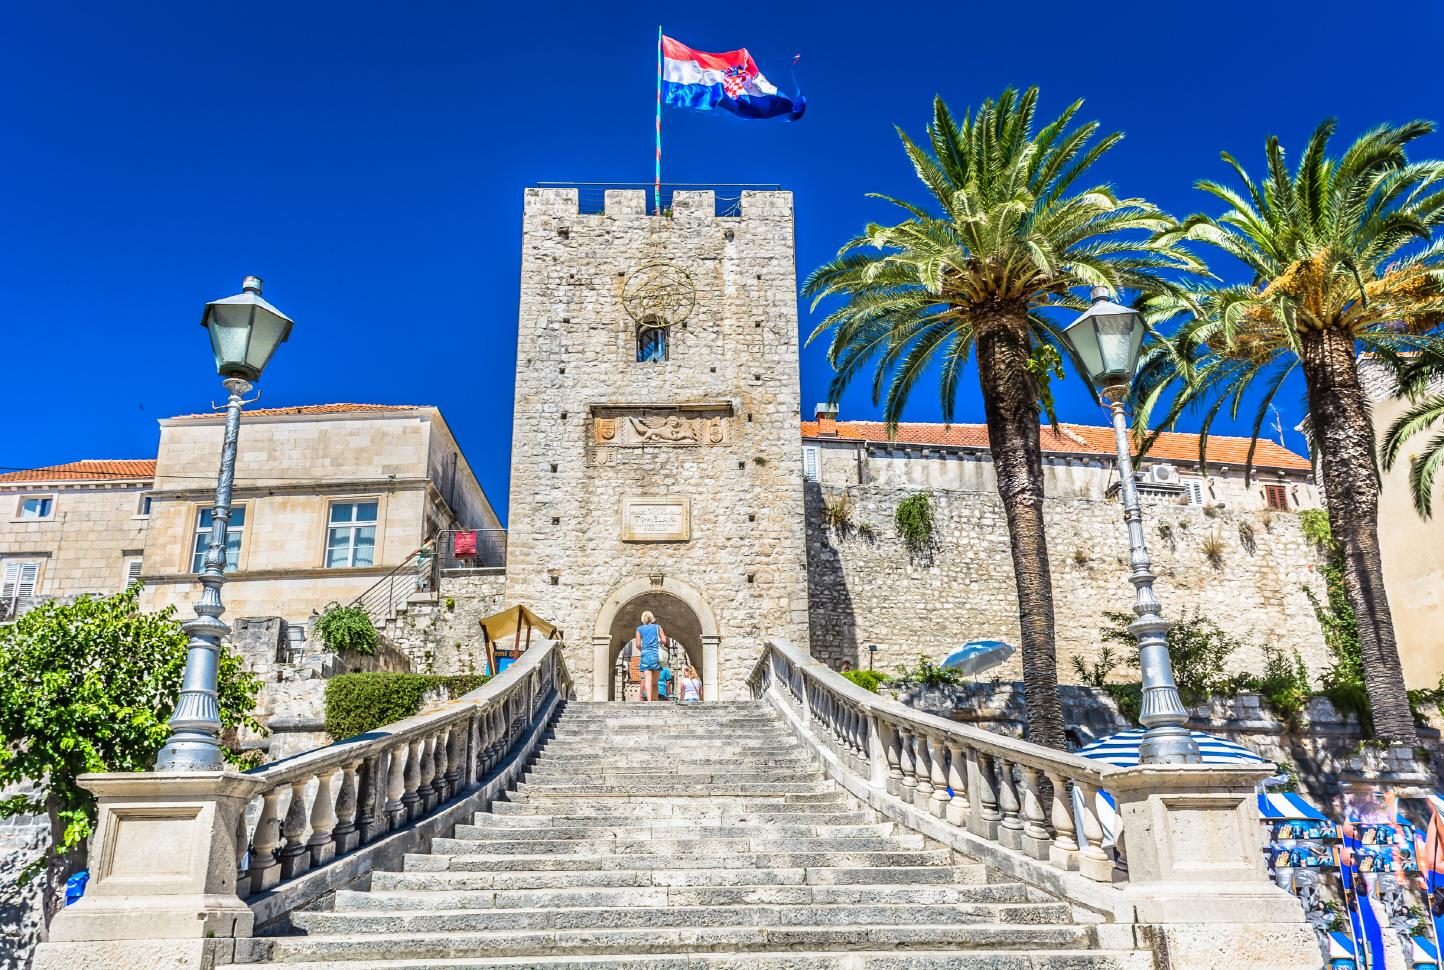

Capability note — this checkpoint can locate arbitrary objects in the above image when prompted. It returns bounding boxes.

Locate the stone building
[0,460,155,619]
[1360,355,1444,688]
[138,403,500,624]
[502,187,810,701]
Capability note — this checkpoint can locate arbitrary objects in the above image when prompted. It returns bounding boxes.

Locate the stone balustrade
[748,637,1320,970]
[34,640,572,970]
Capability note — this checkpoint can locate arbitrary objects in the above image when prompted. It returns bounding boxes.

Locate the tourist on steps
[679,665,702,705]
[633,611,666,702]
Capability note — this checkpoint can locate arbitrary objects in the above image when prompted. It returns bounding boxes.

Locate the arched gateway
[590,575,719,701]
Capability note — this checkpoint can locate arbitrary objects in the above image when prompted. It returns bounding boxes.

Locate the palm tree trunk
[1298,326,1416,744]
[976,314,1066,750]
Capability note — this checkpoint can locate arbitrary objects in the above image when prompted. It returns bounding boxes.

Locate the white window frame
[2,560,40,614]
[134,494,153,518]
[325,500,380,569]
[16,495,56,521]
[123,557,143,588]
[802,446,820,482]
[192,505,246,573]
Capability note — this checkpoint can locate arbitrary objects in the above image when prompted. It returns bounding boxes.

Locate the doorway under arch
[591,576,719,702]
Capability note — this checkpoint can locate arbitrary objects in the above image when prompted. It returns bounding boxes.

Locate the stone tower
[504,186,809,700]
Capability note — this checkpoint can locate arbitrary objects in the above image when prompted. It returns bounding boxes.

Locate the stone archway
[591,576,719,702]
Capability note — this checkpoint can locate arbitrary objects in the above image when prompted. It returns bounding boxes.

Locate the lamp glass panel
[1063,319,1106,384]
[205,304,256,373]
[1094,313,1139,382]
[243,309,290,375]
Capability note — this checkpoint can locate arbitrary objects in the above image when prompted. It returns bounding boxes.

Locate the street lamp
[155,276,293,771]
[1060,286,1200,765]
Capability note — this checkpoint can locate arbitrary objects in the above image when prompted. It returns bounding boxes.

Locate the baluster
[898,727,918,799]
[277,779,312,879]
[234,809,251,890]
[390,740,413,827]
[446,723,463,795]
[928,736,950,818]
[247,786,284,894]
[971,751,1001,840]
[996,758,1024,851]
[1045,771,1079,871]
[332,760,362,854]
[886,722,904,798]
[1075,782,1112,881]
[945,742,968,826]
[409,736,431,815]
[913,732,934,810]
[307,769,339,868]
[1018,766,1051,860]
[356,754,381,845]
[850,708,867,772]
[432,727,451,802]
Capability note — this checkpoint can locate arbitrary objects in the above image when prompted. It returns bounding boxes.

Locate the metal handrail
[435,529,507,570]
[348,544,436,627]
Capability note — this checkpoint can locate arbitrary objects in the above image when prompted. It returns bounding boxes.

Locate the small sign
[622,496,690,542]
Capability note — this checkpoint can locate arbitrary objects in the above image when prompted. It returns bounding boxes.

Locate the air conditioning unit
[1146,464,1180,484]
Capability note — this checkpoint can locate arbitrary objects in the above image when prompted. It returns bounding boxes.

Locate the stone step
[295,900,1071,935]
[489,797,851,816]
[512,782,836,796]
[226,952,1151,970]
[334,881,1030,912]
[460,822,894,840]
[476,810,879,827]
[431,834,929,856]
[520,770,825,785]
[262,923,1097,962]
[527,752,817,768]
[372,864,988,893]
[409,849,956,872]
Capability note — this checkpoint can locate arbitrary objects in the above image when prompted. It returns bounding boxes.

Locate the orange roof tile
[169,403,429,420]
[801,420,1311,472]
[0,459,157,485]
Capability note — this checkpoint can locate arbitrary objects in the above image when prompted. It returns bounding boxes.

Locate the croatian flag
[662,36,804,121]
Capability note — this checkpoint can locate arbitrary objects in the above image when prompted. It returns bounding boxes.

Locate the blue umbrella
[1076,727,1266,767]
[942,640,1014,676]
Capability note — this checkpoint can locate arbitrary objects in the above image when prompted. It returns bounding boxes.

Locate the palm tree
[802,89,1199,749]
[1381,346,1444,519]
[1138,120,1444,743]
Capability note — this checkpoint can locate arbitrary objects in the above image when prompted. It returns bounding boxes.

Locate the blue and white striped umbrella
[1257,791,1329,821]
[1076,728,1266,768]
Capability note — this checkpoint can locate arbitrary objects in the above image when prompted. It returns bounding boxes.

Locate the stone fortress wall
[805,481,1332,680]
[502,187,810,701]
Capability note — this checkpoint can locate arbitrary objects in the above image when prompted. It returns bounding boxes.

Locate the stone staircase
[229,701,1152,969]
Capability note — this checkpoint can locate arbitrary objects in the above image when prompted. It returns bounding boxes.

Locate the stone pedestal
[32,771,266,970]
[1109,763,1320,970]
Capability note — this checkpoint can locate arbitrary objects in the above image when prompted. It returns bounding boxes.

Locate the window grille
[637,325,668,363]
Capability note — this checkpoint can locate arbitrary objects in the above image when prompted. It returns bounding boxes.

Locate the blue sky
[3,1,1441,520]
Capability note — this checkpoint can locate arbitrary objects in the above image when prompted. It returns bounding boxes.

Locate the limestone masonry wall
[504,188,810,700]
[380,571,507,674]
[805,482,1331,680]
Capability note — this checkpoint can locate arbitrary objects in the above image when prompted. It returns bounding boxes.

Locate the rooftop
[0,459,157,485]
[168,403,428,420]
[800,419,1312,472]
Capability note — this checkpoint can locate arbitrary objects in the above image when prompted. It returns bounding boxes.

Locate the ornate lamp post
[1060,286,1201,765]
[155,276,293,771]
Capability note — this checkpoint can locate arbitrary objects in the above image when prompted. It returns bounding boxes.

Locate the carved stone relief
[591,407,729,448]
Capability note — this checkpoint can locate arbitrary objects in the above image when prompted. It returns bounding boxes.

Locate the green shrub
[314,602,379,656]
[325,672,490,740]
[1099,608,1242,706]
[894,493,934,553]
[842,669,888,693]
[891,655,962,688]
[1239,645,1314,727]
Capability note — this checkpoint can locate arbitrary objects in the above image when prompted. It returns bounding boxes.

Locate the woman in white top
[678,665,702,705]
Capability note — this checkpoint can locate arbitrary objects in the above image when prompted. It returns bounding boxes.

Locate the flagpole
[655,25,663,215]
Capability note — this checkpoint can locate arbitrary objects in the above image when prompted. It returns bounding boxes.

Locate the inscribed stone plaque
[622,496,691,542]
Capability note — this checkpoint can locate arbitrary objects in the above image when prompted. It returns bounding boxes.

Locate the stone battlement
[523,186,792,220]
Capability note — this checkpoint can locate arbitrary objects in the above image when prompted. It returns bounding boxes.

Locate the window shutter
[1,562,17,601]
[802,446,819,482]
[125,559,143,587]
[15,563,38,599]
[1185,480,1204,505]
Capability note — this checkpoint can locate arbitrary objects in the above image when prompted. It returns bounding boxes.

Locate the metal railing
[349,544,436,628]
[535,181,781,216]
[436,529,507,570]
[237,640,570,900]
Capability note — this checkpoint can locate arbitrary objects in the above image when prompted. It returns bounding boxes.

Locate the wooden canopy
[477,604,561,675]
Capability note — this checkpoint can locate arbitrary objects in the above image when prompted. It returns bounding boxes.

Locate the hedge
[841,669,889,693]
[324,672,490,740]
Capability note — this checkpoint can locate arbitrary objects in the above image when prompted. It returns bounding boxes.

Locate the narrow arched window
[637,322,668,363]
